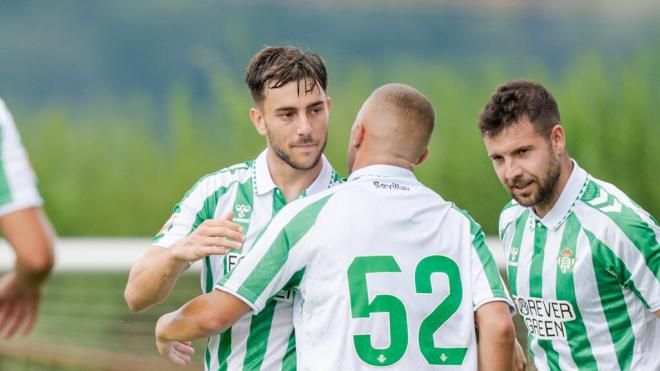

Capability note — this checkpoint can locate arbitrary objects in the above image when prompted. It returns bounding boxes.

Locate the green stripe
[499,219,514,240]
[584,230,635,371]
[272,187,287,214]
[529,222,560,370]
[0,126,13,205]
[217,329,232,371]
[581,180,660,284]
[455,207,507,298]
[507,209,530,296]
[242,302,277,371]
[195,185,232,293]
[555,214,598,369]
[220,194,333,304]
[232,177,254,253]
[282,329,297,371]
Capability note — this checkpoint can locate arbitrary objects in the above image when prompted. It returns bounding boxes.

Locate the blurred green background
[0,0,658,369]
[1,1,658,236]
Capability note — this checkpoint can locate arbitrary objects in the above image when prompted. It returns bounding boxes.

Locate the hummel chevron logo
[588,190,622,213]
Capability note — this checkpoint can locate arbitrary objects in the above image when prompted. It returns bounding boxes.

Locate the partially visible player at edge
[124,46,341,369]
[479,80,660,370]
[155,83,517,370]
[0,98,55,338]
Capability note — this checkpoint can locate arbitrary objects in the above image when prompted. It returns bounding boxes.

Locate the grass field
[0,269,531,370]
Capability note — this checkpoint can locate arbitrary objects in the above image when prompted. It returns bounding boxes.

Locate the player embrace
[155,84,517,370]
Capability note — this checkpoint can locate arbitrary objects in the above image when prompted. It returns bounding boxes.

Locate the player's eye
[280,111,295,120]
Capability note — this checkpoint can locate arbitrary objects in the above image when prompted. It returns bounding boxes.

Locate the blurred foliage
[15,51,658,236]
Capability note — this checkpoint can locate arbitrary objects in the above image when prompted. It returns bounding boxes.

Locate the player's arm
[156,289,250,342]
[0,206,55,337]
[475,301,515,371]
[124,212,245,312]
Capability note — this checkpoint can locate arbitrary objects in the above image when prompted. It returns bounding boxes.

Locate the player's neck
[351,152,413,173]
[266,151,324,203]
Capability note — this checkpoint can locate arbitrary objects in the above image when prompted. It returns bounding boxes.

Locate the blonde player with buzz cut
[155,83,517,370]
[0,98,55,338]
[479,80,660,370]
[125,46,341,370]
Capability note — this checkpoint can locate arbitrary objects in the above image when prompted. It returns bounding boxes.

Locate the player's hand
[156,338,195,365]
[513,337,527,371]
[169,212,245,263]
[0,271,40,338]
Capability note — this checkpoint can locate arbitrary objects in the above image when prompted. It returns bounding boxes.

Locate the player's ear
[250,107,267,136]
[550,124,565,153]
[325,96,332,113]
[353,124,364,147]
[414,147,430,166]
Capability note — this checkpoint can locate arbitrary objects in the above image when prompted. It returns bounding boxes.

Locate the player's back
[294,165,506,370]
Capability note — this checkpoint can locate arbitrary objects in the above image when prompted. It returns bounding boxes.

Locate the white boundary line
[0,237,504,271]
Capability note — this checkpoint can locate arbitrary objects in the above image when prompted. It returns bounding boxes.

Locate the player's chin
[292,154,322,170]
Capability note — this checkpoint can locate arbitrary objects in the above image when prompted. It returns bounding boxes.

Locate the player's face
[256,79,330,171]
[484,119,561,208]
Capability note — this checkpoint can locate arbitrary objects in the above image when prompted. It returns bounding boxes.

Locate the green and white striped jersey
[154,149,341,371]
[0,98,42,216]
[217,165,513,370]
[500,160,660,371]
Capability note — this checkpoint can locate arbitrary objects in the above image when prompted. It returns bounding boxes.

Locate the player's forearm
[156,293,236,341]
[156,290,250,342]
[477,320,515,371]
[4,207,55,287]
[475,301,515,371]
[156,308,219,342]
[124,247,188,312]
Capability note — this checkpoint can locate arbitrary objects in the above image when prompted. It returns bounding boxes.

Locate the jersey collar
[253,148,336,196]
[534,159,588,230]
[347,164,415,181]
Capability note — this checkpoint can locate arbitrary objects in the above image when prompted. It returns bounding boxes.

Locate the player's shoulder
[447,203,486,238]
[281,184,343,220]
[183,160,254,198]
[497,200,527,238]
[576,175,658,237]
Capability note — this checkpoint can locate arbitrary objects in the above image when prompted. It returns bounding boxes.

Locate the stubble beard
[267,129,326,171]
[510,154,561,208]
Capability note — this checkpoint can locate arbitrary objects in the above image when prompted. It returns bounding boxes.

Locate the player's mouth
[509,180,534,193]
[291,143,318,151]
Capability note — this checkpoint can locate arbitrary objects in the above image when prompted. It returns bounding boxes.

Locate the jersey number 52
[347,255,467,367]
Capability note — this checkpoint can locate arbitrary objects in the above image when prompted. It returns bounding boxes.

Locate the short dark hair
[478,80,560,138]
[245,46,328,105]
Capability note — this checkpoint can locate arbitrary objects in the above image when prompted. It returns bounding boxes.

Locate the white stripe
[226,314,251,370]
[543,224,578,370]
[207,335,220,371]
[0,99,43,214]
[499,204,524,236]
[156,169,248,248]
[592,179,660,251]
[513,221,550,366]
[623,285,655,369]
[262,300,293,370]
[575,202,660,310]
[573,229,619,370]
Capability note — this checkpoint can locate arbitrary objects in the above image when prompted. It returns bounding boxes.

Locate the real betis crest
[557,248,576,274]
